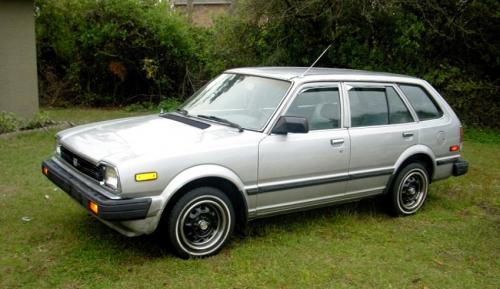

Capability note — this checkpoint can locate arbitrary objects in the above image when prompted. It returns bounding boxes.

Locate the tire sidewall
[168,187,235,258]
[391,162,429,216]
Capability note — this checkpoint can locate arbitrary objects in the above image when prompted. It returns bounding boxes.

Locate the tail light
[450,126,464,152]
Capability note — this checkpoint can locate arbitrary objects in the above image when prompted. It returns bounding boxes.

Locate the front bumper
[42,159,152,221]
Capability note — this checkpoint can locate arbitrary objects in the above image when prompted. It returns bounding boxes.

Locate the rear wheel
[167,187,234,258]
[390,162,429,215]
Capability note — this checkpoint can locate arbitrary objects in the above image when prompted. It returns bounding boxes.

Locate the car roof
[225,66,420,82]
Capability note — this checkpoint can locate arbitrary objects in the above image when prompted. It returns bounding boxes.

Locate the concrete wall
[173,1,233,27]
[0,0,39,118]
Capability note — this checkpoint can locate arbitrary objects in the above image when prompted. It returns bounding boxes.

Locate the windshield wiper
[175,108,189,116]
[196,114,243,132]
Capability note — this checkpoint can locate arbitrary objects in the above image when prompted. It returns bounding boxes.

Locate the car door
[256,82,350,216]
[344,82,418,195]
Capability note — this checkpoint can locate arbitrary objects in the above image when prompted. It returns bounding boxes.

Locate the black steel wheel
[168,187,234,258]
[390,162,429,215]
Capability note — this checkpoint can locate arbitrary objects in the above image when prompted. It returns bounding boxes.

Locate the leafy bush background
[36,0,204,107]
[35,0,499,128]
[0,111,54,134]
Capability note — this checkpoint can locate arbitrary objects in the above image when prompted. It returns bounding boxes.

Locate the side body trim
[436,155,461,166]
[246,168,393,195]
[255,186,386,217]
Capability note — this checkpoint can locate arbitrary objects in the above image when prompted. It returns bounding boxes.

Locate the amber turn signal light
[42,166,49,175]
[88,201,99,214]
[135,172,157,182]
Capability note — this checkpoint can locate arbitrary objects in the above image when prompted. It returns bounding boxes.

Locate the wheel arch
[385,145,436,193]
[158,165,249,231]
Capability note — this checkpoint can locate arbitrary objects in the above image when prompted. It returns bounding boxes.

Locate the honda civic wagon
[42,67,468,258]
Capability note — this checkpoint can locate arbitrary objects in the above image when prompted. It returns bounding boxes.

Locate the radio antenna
[300,44,332,77]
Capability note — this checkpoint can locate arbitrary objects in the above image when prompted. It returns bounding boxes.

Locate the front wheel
[390,162,429,216]
[167,187,235,258]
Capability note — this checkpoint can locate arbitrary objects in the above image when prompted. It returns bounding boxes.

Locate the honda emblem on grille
[73,158,79,167]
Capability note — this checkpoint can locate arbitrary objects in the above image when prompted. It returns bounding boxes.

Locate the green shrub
[123,103,154,113]
[0,112,22,134]
[23,111,55,130]
[159,98,182,112]
[36,0,201,106]
[0,111,56,134]
[464,127,500,144]
[124,98,181,112]
[205,0,499,128]
[35,0,499,128]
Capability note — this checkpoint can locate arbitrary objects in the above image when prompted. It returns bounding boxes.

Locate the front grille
[60,146,103,181]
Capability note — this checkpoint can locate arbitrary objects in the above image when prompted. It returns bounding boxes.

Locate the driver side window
[286,86,341,130]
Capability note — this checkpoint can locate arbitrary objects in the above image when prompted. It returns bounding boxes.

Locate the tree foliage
[35,0,499,127]
[207,0,499,127]
[36,0,202,106]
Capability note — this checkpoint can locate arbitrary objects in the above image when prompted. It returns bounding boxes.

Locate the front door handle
[402,132,414,138]
[330,139,345,146]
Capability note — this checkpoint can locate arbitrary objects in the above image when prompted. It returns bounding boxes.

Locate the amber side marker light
[135,172,158,182]
[42,166,49,176]
[450,145,460,152]
[88,201,99,215]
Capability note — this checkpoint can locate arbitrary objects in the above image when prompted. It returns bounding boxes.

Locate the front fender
[134,164,251,235]
[158,164,248,210]
[136,165,250,234]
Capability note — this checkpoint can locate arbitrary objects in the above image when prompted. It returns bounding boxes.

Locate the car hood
[57,114,259,164]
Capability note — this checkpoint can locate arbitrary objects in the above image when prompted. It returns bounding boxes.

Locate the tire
[389,162,429,216]
[167,186,235,258]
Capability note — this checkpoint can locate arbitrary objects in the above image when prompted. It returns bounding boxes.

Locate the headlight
[103,165,119,191]
[55,144,61,155]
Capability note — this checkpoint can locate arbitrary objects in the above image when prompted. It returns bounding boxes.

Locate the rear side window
[387,88,414,124]
[348,86,413,127]
[399,84,443,120]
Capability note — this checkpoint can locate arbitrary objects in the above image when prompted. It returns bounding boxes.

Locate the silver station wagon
[42,67,468,258]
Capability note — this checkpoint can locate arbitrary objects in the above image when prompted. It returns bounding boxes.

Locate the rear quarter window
[399,84,443,120]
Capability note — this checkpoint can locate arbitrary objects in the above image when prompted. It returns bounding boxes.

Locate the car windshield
[181,73,291,131]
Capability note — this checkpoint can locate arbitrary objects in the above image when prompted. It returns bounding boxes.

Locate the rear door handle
[402,132,414,138]
[330,139,345,146]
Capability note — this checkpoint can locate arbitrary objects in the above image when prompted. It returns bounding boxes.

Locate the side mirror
[272,116,309,134]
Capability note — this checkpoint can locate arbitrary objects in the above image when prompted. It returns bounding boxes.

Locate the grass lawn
[0,108,498,289]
